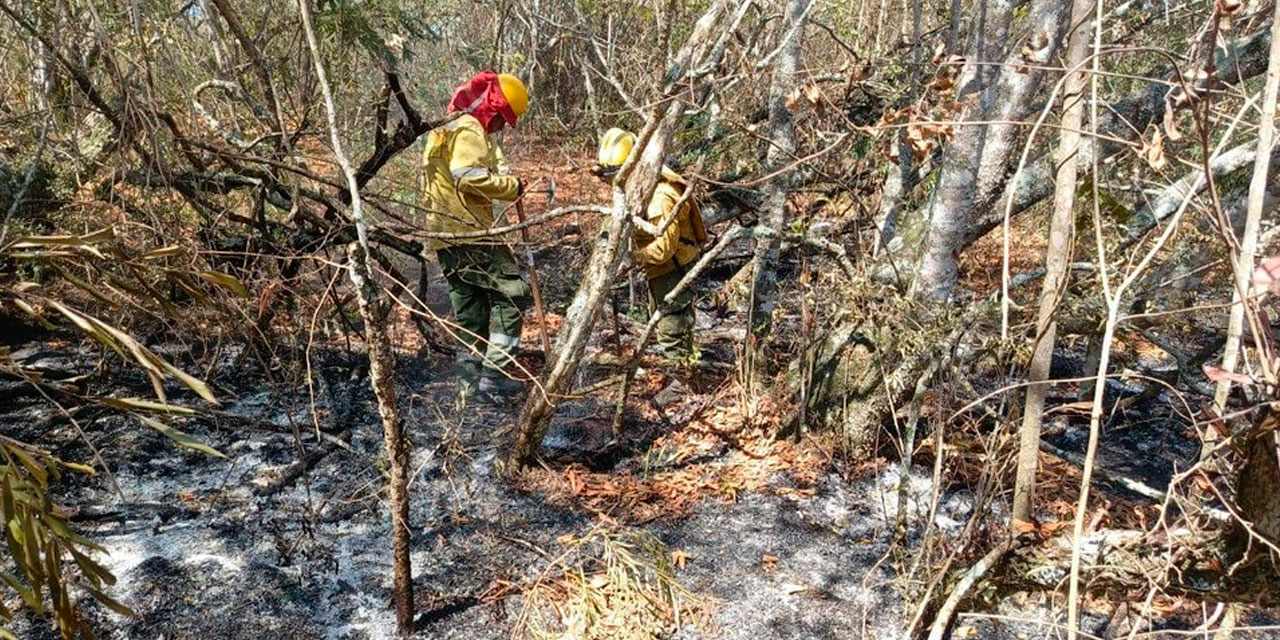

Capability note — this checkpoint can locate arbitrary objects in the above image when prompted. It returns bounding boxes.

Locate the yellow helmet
[498,73,528,117]
[597,128,637,172]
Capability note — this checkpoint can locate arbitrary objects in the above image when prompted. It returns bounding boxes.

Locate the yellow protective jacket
[633,175,701,280]
[421,114,520,250]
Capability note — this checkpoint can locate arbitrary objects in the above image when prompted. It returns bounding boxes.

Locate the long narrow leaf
[198,270,249,298]
[136,416,225,458]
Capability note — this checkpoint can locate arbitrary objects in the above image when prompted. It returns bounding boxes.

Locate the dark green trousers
[438,244,531,379]
[647,268,696,360]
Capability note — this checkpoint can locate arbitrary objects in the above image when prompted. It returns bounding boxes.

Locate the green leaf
[0,573,38,615]
[42,301,127,362]
[69,547,116,588]
[136,416,226,458]
[82,584,134,617]
[198,270,249,298]
[52,267,120,308]
[54,460,96,476]
[151,358,218,405]
[44,516,101,551]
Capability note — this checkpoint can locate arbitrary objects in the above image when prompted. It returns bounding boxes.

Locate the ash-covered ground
[3,338,969,640]
[4,330,1278,639]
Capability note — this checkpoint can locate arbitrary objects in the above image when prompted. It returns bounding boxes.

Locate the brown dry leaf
[955,626,979,637]
[1047,400,1093,416]
[761,554,779,571]
[1253,255,1280,295]
[1141,129,1167,171]
[1012,518,1039,535]
[1086,500,1111,533]
[1133,506,1148,530]
[1217,0,1242,15]
[1040,520,1069,535]
[1163,102,1184,141]
[671,549,691,570]
[177,490,198,504]
[1203,363,1251,384]
[785,87,802,111]
[931,40,947,65]
[803,83,823,107]
[930,75,955,92]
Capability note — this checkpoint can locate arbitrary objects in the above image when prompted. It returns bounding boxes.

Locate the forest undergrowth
[5,0,1280,638]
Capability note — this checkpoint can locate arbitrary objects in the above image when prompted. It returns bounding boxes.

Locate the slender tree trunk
[509,0,740,467]
[1010,0,1093,529]
[1214,2,1280,413]
[297,1,414,634]
[745,0,809,385]
[1235,409,1280,546]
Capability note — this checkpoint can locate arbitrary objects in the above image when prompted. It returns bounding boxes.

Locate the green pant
[438,244,531,379]
[648,269,696,360]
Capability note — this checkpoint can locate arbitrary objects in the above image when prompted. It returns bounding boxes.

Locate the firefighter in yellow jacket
[422,71,529,398]
[595,128,703,361]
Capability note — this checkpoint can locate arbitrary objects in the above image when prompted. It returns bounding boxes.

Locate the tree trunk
[1010,0,1093,529]
[912,0,1071,301]
[966,26,1276,249]
[1214,1,1280,412]
[1235,410,1280,546]
[297,1,414,634]
[910,0,1014,301]
[745,0,809,383]
[508,0,741,467]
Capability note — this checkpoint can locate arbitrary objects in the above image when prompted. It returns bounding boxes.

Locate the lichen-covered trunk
[1236,409,1280,546]
[910,0,1015,301]
[745,0,808,378]
[911,0,1069,301]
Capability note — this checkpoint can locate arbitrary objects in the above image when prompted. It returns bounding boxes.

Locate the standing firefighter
[595,128,706,362]
[422,71,530,399]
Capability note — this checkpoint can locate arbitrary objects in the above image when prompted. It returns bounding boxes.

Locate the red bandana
[446,70,518,133]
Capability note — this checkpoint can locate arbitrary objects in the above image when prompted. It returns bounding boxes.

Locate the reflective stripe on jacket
[633,178,701,280]
[421,114,519,250]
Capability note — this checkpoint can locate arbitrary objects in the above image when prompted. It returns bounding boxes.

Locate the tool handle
[514,199,553,358]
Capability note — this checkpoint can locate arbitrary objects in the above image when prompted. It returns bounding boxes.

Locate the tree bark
[1011,0,1093,530]
[912,0,1068,301]
[1235,410,1280,546]
[1214,2,1280,412]
[966,26,1276,248]
[745,0,809,381]
[508,0,741,467]
[297,1,414,634]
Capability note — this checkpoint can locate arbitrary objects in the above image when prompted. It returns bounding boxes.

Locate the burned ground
[4,315,1277,640]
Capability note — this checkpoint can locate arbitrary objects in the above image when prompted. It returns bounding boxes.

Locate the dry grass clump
[509,526,711,640]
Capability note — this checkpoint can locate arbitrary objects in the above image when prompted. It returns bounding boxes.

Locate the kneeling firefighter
[421,71,531,399]
[594,128,706,361]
